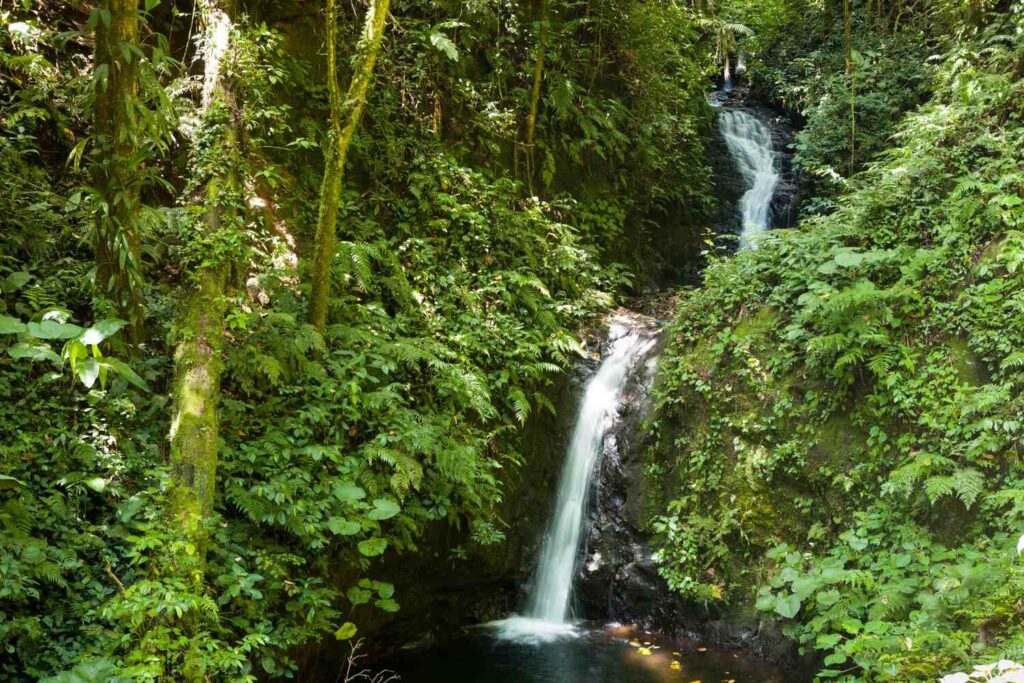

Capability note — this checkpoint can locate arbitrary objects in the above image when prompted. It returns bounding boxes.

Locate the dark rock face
[573,327,681,630]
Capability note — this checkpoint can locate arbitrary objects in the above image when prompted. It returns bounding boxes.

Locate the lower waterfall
[493,320,656,642]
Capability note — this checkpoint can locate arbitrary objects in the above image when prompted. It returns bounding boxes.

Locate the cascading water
[718,109,779,249]
[492,321,656,643]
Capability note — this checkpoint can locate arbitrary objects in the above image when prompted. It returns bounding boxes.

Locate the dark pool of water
[389,622,788,683]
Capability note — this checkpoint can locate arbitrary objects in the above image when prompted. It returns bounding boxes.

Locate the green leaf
[815,633,842,649]
[81,319,126,345]
[823,653,848,666]
[334,622,358,640]
[2,271,31,292]
[29,320,83,340]
[9,343,62,365]
[103,358,149,390]
[429,32,458,61]
[774,593,801,619]
[0,315,26,334]
[367,498,400,521]
[0,474,26,489]
[375,598,400,612]
[81,357,100,389]
[376,582,394,599]
[357,538,388,557]
[347,586,372,605]
[333,483,367,502]
[833,250,865,268]
[327,517,361,536]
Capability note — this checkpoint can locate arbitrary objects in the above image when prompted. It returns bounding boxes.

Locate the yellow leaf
[697,647,707,652]
[637,647,652,656]
[629,640,642,647]
[670,661,682,671]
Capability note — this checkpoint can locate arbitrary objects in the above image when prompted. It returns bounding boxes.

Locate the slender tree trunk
[843,0,856,175]
[165,5,239,678]
[309,0,392,335]
[93,0,144,336]
[523,0,549,194]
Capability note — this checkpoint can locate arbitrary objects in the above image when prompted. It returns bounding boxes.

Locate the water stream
[718,109,779,248]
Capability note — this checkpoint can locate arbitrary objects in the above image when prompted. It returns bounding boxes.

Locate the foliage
[649,9,1024,682]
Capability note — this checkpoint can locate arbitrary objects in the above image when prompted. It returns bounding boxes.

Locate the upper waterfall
[719,109,779,248]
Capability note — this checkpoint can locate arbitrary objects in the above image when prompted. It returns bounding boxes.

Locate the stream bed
[391,623,786,682]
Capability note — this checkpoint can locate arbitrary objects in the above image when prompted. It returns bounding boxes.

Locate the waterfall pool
[390,622,787,682]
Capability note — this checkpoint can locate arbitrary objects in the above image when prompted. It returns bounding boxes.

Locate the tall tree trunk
[309,0,392,335]
[93,0,144,336]
[523,0,549,194]
[843,0,856,175]
[165,4,239,677]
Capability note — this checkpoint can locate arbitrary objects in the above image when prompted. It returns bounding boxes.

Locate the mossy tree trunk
[309,0,392,335]
[166,0,238,609]
[93,0,144,336]
[523,0,549,194]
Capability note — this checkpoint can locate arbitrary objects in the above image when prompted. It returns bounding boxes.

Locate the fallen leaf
[697,647,707,652]
[637,647,652,656]
[670,661,681,671]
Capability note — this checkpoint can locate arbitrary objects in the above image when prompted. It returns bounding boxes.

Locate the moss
[734,305,778,341]
[945,336,987,386]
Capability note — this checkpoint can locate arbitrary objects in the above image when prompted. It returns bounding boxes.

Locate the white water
[492,322,656,643]
[719,109,779,249]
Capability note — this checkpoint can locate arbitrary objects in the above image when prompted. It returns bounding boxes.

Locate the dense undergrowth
[649,3,1024,681]
[0,1,712,680]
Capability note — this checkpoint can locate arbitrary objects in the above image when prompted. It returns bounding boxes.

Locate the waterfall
[492,321,656,643]
[719,109,779,249]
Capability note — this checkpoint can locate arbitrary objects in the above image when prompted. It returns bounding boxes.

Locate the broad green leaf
[334,483,367,502]
[815,633,842,649]
[376,582,394,599]
[327,517,361,536]
[103,358,149,390]
[81,357,100,389]
[0,315,26,334]
[81,319,126,345]
[9,343,62,365]
[29,320,83,340]
[357,538,388,557]
[335,622,358,640]
[774,593,801,619]
[347,586,372,605]
[0,474,26,489]
[3,271,31,292]
[367,498,400,521]
[375,598,400,612]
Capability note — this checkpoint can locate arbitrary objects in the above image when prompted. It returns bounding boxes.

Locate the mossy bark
[166,0,238,581]
[165,3,239,677]
[93,0,144,336]
[523,0,549,193]
[309,0,392,335]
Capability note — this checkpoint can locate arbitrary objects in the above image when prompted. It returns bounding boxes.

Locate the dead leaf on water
[669,661,681,671]
[637,647,652,656]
